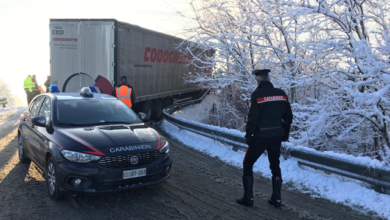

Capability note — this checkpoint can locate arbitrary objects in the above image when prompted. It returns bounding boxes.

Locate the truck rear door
[50,20,115,94]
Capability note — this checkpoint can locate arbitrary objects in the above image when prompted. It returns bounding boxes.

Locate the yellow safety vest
[23,77,35,93]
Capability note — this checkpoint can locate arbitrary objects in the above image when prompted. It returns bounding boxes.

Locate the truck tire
[143,101,154,122]
[164,97,174,108]
[153,99,164,120]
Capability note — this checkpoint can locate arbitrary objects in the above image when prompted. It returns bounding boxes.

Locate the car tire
[143,101,154,122]
[18,135,30,163]
[46,157,64,200]
[153,99,164,120]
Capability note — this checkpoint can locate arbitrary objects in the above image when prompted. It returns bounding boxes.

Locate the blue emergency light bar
[49,85,60,93]
[89,86,98,93]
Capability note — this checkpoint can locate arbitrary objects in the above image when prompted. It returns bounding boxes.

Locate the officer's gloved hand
[245,135,253,146]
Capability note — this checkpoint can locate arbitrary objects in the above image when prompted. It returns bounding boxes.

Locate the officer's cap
[121,76,127,80]
[252,69,271,76]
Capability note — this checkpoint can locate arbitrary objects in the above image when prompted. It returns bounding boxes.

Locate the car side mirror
[138,112,147,122]
[31,116,47,127]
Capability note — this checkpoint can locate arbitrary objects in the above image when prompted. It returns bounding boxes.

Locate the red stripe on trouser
[243,145,250,164]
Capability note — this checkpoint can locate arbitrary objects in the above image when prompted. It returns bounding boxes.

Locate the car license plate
[123,168,146,179]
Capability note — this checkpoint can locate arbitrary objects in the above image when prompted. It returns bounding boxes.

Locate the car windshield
[56,99,141,126]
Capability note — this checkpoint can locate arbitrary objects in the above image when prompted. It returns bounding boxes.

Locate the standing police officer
[236,69,293,209]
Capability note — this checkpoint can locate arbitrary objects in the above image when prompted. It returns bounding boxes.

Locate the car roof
[52,93,117,101]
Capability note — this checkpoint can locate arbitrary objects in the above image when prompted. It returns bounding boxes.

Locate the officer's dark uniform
[44,76,51,93]
[31,75,40,99]
[237,69,293,208]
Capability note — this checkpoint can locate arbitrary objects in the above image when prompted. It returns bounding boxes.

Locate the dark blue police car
[18,86,172,200]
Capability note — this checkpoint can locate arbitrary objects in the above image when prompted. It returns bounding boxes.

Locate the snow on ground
[0,107,27,115]
[0,107,27,130]
[174,99,390,170]
[160,117,390,219]
[172,91,222,123]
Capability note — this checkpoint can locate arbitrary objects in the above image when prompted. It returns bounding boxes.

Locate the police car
[18,86,172,200]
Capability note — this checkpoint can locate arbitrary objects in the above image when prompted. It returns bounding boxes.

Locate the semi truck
[49,19,209,120]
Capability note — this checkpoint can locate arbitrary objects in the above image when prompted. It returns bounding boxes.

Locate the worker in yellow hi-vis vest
[23,75,36,105]
[112,76,135,109]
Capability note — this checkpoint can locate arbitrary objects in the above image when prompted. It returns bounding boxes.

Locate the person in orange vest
[39,85,45,94]
[112,76,135,108]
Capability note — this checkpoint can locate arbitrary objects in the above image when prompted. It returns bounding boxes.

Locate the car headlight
[159,142,170,154]
[158,136,170,154]
[61,150,102,163]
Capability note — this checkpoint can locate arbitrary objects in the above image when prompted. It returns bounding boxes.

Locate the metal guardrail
[0,97,8,108]
[162,91,390,192]
[174,97,192,104]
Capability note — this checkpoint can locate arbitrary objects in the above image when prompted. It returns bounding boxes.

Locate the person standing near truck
[23,75,35,105]
[44,76,51,93]
[236,69,293,209]
[112,76,135,109]
[31,75,40,99]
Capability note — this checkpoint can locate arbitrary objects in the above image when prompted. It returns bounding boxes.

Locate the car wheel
[143,101,154,122]
[46,157,64,200]
[18,135,30,163]
[153,99,163,120]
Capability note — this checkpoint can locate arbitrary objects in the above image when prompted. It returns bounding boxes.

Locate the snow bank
[160,120,390,219]
[285,143,390,171]
[0,107,26,115]
[174,101,389,171]
[0,107,27,130]
[172,112,246,137]
[0,108,15,114]
[173,92,222,123]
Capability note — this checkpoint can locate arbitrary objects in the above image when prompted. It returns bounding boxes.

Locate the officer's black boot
[236,176,254,206]
[268,176,282,209]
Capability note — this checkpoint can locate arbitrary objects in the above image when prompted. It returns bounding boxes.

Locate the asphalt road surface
[0,109,381,220]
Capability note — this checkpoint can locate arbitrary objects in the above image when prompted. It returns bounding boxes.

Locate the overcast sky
[0,0,194,104]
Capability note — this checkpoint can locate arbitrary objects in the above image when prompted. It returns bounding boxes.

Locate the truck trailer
[49,19,207,120]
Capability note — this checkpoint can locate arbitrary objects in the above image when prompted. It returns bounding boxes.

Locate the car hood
[56,124,160,156]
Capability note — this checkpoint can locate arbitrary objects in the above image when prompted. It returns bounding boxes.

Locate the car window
[28,99,37,113]
[30,96,45,116]
[56,99,141,125]
[39,97,51,125]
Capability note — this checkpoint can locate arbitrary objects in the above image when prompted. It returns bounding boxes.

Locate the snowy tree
[274,0,390,159]
[181,0,390,160]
